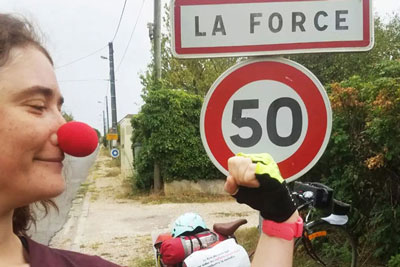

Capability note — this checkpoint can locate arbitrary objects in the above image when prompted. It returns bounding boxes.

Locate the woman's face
[0,46,66,209]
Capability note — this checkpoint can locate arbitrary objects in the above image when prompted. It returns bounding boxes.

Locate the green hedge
[131,89,223,190]
[388,254,400,267]
[301,60,400,263]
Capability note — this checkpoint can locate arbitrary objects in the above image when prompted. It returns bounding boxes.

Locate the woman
[0,13,298,267]
[0,13,120,266]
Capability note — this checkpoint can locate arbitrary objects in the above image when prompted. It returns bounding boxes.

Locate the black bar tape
[233,173,297,223]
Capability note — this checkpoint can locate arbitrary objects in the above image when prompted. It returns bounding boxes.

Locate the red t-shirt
[22,236,123,267]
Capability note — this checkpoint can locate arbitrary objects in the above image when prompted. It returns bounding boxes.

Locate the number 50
[230,98,303,148]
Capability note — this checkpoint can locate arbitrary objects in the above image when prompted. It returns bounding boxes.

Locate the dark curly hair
[0,13,57,236]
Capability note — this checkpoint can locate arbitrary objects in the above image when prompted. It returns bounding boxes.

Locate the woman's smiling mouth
[33,156,65,169]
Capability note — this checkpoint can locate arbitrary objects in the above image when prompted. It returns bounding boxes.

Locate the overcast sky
[1,0,400,134]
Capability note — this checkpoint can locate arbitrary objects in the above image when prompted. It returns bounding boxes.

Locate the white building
[118,114,134,179]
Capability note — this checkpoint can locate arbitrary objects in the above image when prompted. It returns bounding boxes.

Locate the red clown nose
[57,121,99,157]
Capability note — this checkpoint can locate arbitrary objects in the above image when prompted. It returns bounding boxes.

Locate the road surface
[27,146,100,245]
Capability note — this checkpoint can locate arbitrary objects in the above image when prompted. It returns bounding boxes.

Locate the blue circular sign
[110,148,120,158]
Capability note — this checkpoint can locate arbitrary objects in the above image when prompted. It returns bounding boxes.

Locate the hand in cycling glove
[224,153,297,223]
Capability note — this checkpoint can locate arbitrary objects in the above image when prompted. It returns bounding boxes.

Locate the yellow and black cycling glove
[232,153,297,223]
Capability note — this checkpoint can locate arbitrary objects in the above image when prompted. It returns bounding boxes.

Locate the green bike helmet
[171,212,207,237]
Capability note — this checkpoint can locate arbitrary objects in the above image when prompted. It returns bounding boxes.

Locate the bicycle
[292,181,357,267]
[153,218,248,267]
[153,181,357,267]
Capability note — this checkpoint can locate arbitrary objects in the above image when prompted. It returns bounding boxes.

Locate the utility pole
[102,110,107,138]
[108,42,118,137]
[105,95,110,133]
[153,0,162,192]
[154,0,162,81]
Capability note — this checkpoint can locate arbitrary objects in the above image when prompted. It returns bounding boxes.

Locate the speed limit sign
[200,57,332,182]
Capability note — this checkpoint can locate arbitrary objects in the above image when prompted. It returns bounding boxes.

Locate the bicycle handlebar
[292,181,351,213]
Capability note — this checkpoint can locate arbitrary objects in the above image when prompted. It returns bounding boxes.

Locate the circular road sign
[200,57,332,182]
[110,148,120,158]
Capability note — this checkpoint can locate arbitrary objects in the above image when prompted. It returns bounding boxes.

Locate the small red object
[262,216,304,241]
[160,231,220,265]
[57,121,98,157]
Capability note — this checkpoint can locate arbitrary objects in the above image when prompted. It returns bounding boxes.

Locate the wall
[164,179,227,195]
[119,117,134,179]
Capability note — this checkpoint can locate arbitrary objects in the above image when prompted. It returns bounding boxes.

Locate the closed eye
[24,99,47,113]
[28,105,47,112]
[33,105,46,110]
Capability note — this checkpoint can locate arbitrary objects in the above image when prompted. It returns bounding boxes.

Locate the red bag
[154,233,173,249]
[160,231,220,265]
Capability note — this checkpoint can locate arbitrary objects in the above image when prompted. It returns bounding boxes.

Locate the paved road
[27,146,100,245]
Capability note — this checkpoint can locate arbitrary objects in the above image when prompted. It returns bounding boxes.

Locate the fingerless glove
[232,153,297,223]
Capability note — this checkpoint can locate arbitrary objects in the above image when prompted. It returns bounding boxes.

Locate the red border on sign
[204,61,328,179]
[174,0,371,55]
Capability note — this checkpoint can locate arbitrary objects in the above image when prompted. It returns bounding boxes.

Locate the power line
[112,0,128,42]
[55,0,128,70]
[116,0,147,73]
[55,45,108,69]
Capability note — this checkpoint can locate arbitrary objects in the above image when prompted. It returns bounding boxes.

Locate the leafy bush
[302,60,400,262]
[388,254,400,267]
[131,89,223,190]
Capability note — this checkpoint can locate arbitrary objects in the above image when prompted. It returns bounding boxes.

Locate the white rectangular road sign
[171,0,373,58]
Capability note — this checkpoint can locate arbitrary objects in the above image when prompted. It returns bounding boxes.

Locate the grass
[115,178,134,199]
[106,158,121,168]
[76,182,91,198]
[100,252,112,258]
[211,211,252,217]
[128,191,234,204]
[90,192,99,202]
[98,146,121,168]
[92,159,104,170]
[89,241,103,250]
[127,235,155,267]
[128,255,155,267]
[124,176,233,203]
[105,167,120,177]
[235,226,260,256]
[99,146,110,157]
[112,236,128,241]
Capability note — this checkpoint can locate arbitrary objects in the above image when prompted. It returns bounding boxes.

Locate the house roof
[118,114,134,124]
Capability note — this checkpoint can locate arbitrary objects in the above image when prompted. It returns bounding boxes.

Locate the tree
[94,128,101,141]
[61,111,74,122]
[288,15,400,84]
[140,4,240,98]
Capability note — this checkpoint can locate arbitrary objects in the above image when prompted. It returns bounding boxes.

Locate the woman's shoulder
[23,236,122,267]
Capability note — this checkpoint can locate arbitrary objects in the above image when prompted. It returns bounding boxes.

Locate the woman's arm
[224,154,300,267]
[251,210,299,267]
